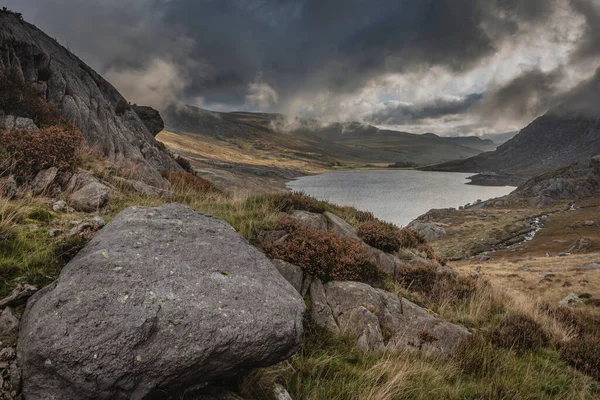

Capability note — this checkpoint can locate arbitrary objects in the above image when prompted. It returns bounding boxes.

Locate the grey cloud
[368,94,484,125]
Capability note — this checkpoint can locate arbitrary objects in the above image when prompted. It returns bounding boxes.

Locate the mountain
[421,133,497,152]
[425,70,600,178]
[0,11,180,186]
[162,105,487,167]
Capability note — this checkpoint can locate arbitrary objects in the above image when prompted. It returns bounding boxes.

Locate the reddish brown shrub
[398,228,426,248]
[274,192,328,213]
[491,314,548,353]
[560,336,600,380]
[0,67,57,126]
[358,220,401,252]
[0,124,83,179]
[354,210,376,223]
[263,218,380,283]
[166,171,217,193]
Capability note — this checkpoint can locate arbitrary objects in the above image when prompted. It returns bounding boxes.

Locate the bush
[275,192,328,213]
[357,220,401,252]
[491,314,548,353]
[166,171,218,193]
[263,218,380,283]
[0,124,83,179]
[398,228,426,248]
[560,336,600,380]
[175,156,194,173]
[0,67,57,126]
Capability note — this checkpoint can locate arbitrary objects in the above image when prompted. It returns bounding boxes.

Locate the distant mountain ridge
[163,104,492,166]
[425,69,600,177]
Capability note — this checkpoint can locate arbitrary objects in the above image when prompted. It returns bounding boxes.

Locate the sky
[6,0,600,137]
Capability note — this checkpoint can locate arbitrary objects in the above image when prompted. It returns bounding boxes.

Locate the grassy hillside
[161,105,486,170]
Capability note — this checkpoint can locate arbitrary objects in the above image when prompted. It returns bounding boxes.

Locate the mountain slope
[163,105,485,167]
[0,11,180,186]
[426,70,600,177]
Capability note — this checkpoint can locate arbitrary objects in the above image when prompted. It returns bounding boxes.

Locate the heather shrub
[166,171,218,193]
[0,66,57,126]
[275,192,328,213]
[396,264,439,294]
[175,156,194,173]
[559,336,600,380]
[263,218,380,283]
[357,220,401,252]
[0,124,83,179]
[491,314,548,353]
[398,228,426,248]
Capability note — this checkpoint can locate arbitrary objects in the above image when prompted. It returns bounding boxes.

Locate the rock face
[310,281,469,354]
[0,13,181,187]
[18,204,305,400]
[132,106,165,137]
[407,221,447,242]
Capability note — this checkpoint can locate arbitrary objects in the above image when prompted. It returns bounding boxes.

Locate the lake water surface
[287,170,516,227]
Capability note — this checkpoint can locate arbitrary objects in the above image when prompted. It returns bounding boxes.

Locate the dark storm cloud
[479,68,566,121]
[368,93,484,125]
[4,0,599,133]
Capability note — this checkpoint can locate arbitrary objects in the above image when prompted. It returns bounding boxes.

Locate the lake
[287,170,516,227]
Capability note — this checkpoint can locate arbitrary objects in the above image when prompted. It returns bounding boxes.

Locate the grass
[242,321,599,400]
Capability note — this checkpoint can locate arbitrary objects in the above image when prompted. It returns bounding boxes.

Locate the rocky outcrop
[0,13,181,187]
[406,221,447,242]
[18,204,305,399]
[310,281,470,354]
[132,106,165,137]
[68,180,111,212]
[288,210,328,231]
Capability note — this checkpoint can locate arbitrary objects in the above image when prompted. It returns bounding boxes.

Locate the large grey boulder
[324,211,360,241]
[18,204,305,400]
[30,167,58,196]
[0,13,181,187]
[311,281,469,355]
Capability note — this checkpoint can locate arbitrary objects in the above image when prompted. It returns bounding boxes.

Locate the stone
[559,293,582,307]
[18,204,305,400]
[0,284,38,309]
[567,238,591,254]
[406,221,447,242]
[272,259,304,294]
[0,116,38,132]
[0,308,19,336]
[585,221,596,226]
[0,176,17,199]
[362,244,405,278]
[258,230,288,245]
[517,266,532,272]
[576,263,600,271]
[0,348,16,362]
[132,106,165,137]
[30,167,58,196]
[52,200,69,212]
[48,228,63,238]
[324,211,360,240]
[68,181,110,212]
[273,384,293,400]
[312,281,470,355]
[67,217,106,237]
[288,210,328,231]
[480,255,491,261]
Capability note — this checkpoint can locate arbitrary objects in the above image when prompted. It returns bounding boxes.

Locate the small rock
[69,181,110,212]
[258,230,288,244]
[271,259,304,294]
[287,210,328,231]
[546,252,552,257]
[273,384,293,400]
[0,308,19,336]
[52,200,68,213]
[576,263,600,271]
[480,255,491,261]
[0,348,16,362]
[0,284,38,309]
[0,176,17,199]
[30,167,58,196]
[558,253,570,257]
[585,221,596,226]
[517,266,532,272]
[559,293,582,307]
[48,229,63,238]
[324,211,360,241]
[67,217,106,237]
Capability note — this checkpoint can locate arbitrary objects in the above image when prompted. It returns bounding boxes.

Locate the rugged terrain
[425,70,600,181]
